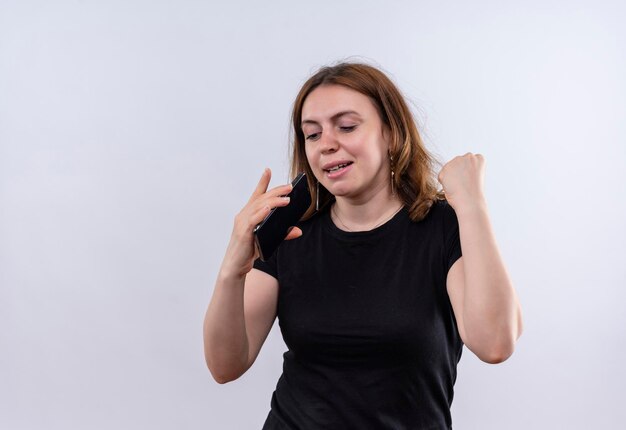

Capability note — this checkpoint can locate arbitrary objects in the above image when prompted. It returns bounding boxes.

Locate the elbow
[466,330,519,364]
[206,360,244,384]
[470,308,524,365]
[211,372,239,385]
[475,338,517,364]
[479,349,513,364]
[204,350,248,384]
[209,368,231,384]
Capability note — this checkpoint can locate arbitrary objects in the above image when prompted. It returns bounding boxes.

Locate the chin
[326,185,351,197]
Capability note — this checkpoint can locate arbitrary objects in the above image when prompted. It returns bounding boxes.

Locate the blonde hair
[290,62,445,221]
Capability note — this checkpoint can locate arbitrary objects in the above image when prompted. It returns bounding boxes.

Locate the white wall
[1,1,625,428]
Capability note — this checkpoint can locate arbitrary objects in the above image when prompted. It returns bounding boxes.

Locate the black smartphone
[253,172,311,261]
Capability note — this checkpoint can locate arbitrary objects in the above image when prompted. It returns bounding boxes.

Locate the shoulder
[294,205,330,237]
[406,199,456,227]
[428,199,459,226]
[404,199,459,249]
[430,198,455,215]
[299,207,326,227]
[276,207,326,255]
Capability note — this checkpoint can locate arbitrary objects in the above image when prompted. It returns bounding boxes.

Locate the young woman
[204,62,523,429]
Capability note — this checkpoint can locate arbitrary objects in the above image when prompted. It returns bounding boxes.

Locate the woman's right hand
[221,168,303,278]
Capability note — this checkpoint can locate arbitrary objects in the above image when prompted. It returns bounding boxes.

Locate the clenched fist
[437,152,487,211]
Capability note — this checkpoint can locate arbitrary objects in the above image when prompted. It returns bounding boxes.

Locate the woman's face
[301,84,391,203]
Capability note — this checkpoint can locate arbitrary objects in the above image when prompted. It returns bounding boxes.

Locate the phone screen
[253,172,311,261]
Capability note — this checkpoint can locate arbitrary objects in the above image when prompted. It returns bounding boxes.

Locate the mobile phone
[253,172,311,261]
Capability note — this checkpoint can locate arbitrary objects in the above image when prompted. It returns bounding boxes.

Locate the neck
[332,187,404,231]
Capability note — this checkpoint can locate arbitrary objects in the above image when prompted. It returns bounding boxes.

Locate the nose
[318,129,339,154]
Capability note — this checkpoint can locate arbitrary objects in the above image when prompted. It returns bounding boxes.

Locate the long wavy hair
[290,62,445,222]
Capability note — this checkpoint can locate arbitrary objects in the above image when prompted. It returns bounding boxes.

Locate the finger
[284,227,303,241]
[267,182,294,198]
[259,195,291,212]
[249,168,272,202]
[250,204,272,227]
[252,241,260,261]
[246,197,290,225]
[247,195,290,230]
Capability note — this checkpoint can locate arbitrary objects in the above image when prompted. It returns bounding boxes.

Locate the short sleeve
[441,201,463,274]
[252,250,278,280]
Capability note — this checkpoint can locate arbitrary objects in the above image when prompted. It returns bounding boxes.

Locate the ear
[383,126,396,156]
[382,125,392,147]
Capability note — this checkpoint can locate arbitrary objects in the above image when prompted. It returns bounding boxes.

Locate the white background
[1,1,625,428]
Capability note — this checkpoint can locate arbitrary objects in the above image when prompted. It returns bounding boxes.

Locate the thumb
[284,226,303,241]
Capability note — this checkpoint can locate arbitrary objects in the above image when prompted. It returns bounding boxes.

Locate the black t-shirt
[253,200,463,429]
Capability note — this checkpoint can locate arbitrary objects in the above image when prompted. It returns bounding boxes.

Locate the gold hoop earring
[316,181,320,211]
[389,154,395,195]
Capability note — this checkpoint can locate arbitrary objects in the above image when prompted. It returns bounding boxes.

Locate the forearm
[203,266,250,383]
[456,201,523,361]
[203,169,292,382]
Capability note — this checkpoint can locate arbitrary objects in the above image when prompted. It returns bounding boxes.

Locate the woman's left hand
[437,152,487,211]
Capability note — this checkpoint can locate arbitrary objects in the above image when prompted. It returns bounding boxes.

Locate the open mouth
[324,162,353,173]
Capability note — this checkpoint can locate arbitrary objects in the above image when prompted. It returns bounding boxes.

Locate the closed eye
[305,125,356,141]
